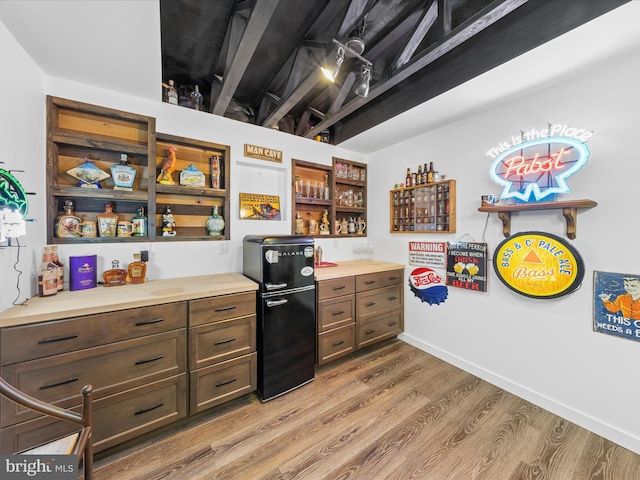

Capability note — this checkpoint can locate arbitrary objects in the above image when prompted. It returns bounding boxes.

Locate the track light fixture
[321,38,372,85]
[353,64,372,98]
[321,46,345,83]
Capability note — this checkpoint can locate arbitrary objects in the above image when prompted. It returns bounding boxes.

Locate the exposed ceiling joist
[305,0,528,139]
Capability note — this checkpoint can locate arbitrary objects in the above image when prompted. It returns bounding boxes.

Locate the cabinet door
[357,309,403,350]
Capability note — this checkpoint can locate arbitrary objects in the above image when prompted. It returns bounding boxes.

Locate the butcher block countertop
[0,272,258,328]
[313,260,404,281]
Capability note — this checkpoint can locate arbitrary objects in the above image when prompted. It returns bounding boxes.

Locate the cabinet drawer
[1,302,187,366]
[317,277,355,301]
[356,285,403,317]
[190,352,257,414]
[317,295,354,332]
[357,309,403,350]
[190,315,256,370]
[317,323,355,366]
[0,374,187,454]
[189,292,256,327]
[356,269,404,292]
[1,330,186,427]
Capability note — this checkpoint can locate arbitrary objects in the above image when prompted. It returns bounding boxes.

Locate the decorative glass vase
[206,206,225,236]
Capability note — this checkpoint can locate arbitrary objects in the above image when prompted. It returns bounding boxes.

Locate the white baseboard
[399,332,640,455]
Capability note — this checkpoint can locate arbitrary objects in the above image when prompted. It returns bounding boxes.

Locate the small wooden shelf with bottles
[292,159,333,235]
[154,133,230,241]
[390,180,456,233]
[46,96,231,243]
[333,157,367,236]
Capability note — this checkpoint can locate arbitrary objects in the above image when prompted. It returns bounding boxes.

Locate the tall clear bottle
[166,80,178,105]
[38,247,58,297]
[191,85,204,111]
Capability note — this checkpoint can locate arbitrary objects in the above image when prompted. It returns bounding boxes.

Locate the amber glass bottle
[102,260,127,287]
[126,253,147,284]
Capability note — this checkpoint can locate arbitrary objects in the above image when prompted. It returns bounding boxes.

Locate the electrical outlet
[219,242,228,255]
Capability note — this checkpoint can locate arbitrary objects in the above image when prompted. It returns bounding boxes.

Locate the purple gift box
[69,255,97,291]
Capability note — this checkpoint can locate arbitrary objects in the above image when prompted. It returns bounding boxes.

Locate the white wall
[0,19,46,311]
[367,47,640,453]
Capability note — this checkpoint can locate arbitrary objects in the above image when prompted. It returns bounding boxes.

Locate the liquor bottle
[405,168,411,186]
[126,253,147,284]
[96,202,119,237]
[417,164,423,185]
[422,163,428,184]
[427,162,435,183]
[205,206,225,236]
[167,80,178,105]
[55,200,82,238]
[38,247,58,296]
[191,85,204,111]
[110,153,137,191]
[102,260,127,287]
[295,170,300,197]
[411,170,417,187]
[211,155,222,189]
[132,206,148,237]
[50,245,64,292]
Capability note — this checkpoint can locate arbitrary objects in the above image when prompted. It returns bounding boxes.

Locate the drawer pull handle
[365,302,376,307]
[40,377,79,390]
[332,310,345,316]
[38,335,78,344]
[332,286,346,291]
[388,321,398,326]
[365,329,375,335]
[135,403,164,415]
[215,306,237,312]
[214,338,236,345]
[389,277,399,281]
[216,378,237,388]
[365,281,376,285]
[332,340,345,347]
[135,355,164,365]
[388,296,397,301]
[135,318,165,326]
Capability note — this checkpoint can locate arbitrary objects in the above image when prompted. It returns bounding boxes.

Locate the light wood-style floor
[94,339,640,479]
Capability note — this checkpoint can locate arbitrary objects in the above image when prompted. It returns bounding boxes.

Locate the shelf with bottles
[390,180,456,233]
[154,133,230,241]
[46,96,155,244]
[292,159,333,236]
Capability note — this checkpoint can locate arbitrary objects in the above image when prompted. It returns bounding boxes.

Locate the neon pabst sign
[486,124,591,202]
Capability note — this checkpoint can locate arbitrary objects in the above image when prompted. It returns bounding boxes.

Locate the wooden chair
[0,378,93,480]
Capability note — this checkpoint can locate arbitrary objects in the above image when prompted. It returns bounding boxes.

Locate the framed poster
[239,193,281,220]
[594,271,640,342]
[446,242,488,292]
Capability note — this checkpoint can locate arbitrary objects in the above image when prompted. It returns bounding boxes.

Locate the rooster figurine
[157,146,177,184]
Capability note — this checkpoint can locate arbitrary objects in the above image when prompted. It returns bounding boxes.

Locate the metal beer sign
[493,231,584,298]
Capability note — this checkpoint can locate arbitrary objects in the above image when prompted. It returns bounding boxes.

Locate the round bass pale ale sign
[493,231,584,299]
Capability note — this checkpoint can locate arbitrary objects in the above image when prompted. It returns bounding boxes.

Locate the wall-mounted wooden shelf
[478,199,597,239]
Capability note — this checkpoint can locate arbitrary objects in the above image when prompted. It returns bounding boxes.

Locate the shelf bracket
[563,207,578,240]
[497,211,511,238]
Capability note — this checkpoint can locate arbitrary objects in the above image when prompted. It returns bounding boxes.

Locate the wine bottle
[417,164,423,185]
[427,162,435,183]
[406,168,411,186]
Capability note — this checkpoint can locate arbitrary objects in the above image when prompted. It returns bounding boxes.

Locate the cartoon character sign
[594,271,640,342]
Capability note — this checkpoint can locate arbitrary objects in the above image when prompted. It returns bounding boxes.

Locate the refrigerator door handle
[266,298,289,308]
[265,282,289,291]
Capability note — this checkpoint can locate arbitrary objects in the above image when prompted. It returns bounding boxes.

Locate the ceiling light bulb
[321,47,345,83]
[353,65,371,98]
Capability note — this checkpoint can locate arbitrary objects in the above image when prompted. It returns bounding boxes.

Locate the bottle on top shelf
[417,164,423,185]
[427,162,435,183]
[406,168,411,187]
[422,163,428,185]
[191,85,204,111]
[166,80,178,105]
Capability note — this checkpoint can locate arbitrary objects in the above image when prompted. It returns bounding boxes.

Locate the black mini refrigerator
[243,235,316,401]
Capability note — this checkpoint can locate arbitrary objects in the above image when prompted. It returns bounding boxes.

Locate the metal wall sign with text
[593,271,640,342]
[446,242,488,292]
[408,241,448,305]
[493,231,584,299]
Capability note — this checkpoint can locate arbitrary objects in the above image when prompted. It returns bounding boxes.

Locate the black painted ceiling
[160,0,629,145]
